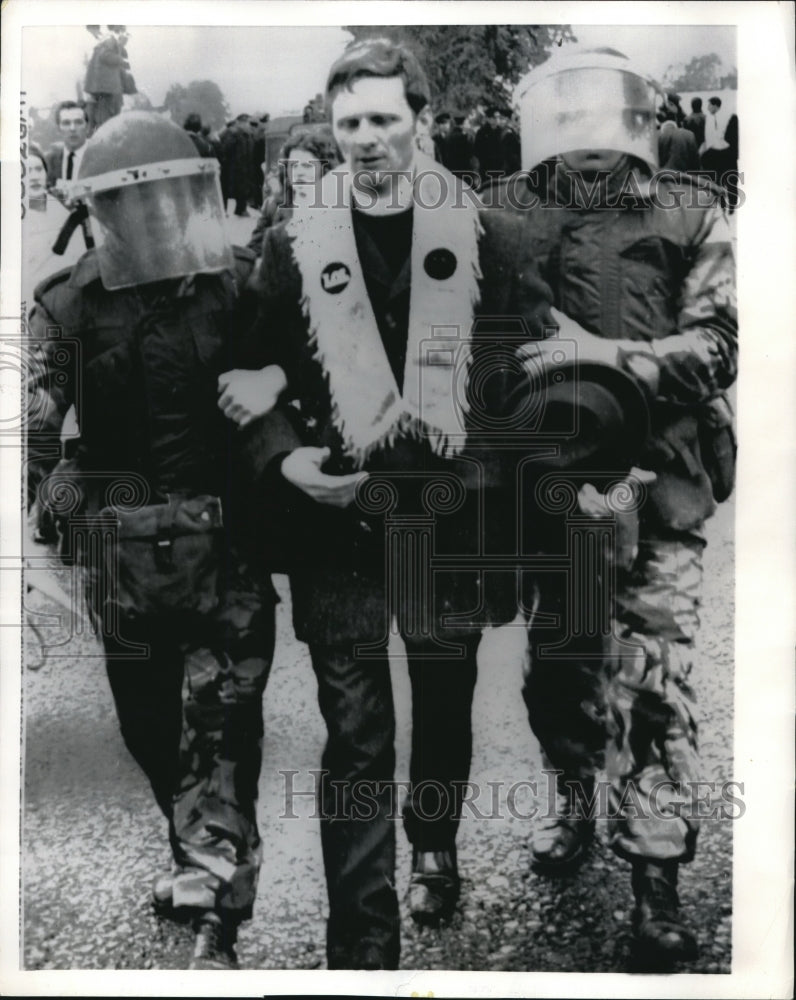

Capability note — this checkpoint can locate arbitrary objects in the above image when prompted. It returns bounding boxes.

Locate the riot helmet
[71,111,232,289]
[515,47,661,171]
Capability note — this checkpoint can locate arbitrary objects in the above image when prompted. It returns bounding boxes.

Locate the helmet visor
[80,159,233,289]
[520,67,658,170]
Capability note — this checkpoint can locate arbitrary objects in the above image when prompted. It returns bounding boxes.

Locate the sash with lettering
[286,152,482,468]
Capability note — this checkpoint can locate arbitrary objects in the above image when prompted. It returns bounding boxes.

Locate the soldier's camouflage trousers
[523,526,705,863]
[100,563,275,920]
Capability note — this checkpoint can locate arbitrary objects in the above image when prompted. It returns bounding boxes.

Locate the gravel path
[21,496,734,973]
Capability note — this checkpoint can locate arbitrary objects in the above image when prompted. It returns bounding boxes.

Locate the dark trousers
[521,570,607,782]
[309,632,480,968]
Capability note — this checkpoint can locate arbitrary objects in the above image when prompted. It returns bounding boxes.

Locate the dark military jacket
[26,246,289,554]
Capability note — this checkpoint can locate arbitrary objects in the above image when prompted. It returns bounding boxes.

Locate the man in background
[683,96,706,149]
[83,25,129,132]
[220,113,254,216]
[45,101,89,189]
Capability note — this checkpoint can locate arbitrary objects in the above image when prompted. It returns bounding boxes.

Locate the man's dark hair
[183,113,202,133]
[236,112,250,122]
[691,96,703,112]
[325,37,431,114]
[708,96,722,109]
[55,100,87,126]
[435,111,452,125]
[485,105,501,118]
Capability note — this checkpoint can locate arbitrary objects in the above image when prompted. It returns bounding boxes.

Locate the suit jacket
[245,202,554,644]
[658,125,699,172]
[45,145,65,189]
[84,35,124,95]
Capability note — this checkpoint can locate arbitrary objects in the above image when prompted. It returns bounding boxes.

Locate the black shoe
[408,848,460,926]
[328,937,399,970]
[631,861,698,968]
[351,940,389,970]
[189,912,239,970]
[531,776,595,873]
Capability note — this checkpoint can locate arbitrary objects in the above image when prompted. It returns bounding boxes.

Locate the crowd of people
[656,91,740,205]
[24,38,737,975]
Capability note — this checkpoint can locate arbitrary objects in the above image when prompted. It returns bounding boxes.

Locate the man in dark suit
[217,36,553,970]
[45,101,89,190]
[657,105,700,172]
[683,96,706,148]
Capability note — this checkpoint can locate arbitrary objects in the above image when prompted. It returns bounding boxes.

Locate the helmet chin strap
[52,203,95,255]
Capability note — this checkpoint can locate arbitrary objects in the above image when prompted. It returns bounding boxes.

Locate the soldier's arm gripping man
[25,111,287,971]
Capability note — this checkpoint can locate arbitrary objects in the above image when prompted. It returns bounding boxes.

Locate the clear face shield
[73,158,233,289]
[517,63,660,171]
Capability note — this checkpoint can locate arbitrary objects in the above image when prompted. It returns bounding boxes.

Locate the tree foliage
[344,25,576,112]
[663,53,738,92]
[163,79,230,131]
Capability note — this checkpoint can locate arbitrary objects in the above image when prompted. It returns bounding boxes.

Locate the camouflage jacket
[487,160,738,528]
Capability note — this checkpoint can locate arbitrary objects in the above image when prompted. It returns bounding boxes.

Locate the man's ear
[416,106,434,133]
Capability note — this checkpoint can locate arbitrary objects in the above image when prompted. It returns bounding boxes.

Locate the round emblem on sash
[320,262,351,294]
[424,248,457,280]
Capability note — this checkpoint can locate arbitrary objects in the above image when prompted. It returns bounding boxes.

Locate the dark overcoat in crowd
[219,122,253,205]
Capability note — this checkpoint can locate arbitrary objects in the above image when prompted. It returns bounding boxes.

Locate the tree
[344,25,576,112]
[163,80,230,132]
[664,53,738,92]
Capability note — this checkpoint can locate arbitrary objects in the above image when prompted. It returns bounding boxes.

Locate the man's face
[58,108,88,151]
[331,76,418,190]
[708,101,719,116]
[561,149,624,174]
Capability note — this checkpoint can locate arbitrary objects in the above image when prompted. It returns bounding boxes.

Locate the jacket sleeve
[241,225,306,384]
[26,296,77,506]
[628,201,738,403]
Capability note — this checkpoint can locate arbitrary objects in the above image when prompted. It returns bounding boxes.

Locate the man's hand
[537,307,622,368]
[217,365,287,428]
[281,447,368,508]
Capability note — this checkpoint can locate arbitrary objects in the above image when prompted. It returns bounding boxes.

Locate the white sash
[286,152,481,467]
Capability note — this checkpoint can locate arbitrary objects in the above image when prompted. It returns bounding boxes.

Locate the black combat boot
[631,860,698,967]
[531,775,595,872]
[408,847,460,926]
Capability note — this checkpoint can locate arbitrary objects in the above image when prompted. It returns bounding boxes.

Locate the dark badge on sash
[321,262,351,294]
[424,248,457,280]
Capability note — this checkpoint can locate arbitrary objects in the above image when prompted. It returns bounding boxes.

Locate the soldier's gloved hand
[217,365,287,428]
[281,447,368,509]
